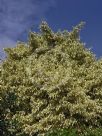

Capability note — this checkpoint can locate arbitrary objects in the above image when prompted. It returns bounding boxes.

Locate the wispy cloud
[0,0,56,59]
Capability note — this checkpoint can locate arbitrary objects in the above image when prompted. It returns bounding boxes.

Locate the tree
[0,21,102,136]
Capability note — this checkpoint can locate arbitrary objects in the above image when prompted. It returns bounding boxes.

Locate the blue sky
[0,0,102,60]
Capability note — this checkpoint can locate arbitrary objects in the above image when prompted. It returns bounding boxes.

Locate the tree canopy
[0,21,102,136]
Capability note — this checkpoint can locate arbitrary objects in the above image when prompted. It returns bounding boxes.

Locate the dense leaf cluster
[0,22,102,136]
[45,127,102,136]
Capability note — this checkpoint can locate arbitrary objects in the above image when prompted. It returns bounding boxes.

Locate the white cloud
[0,0,56,58]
